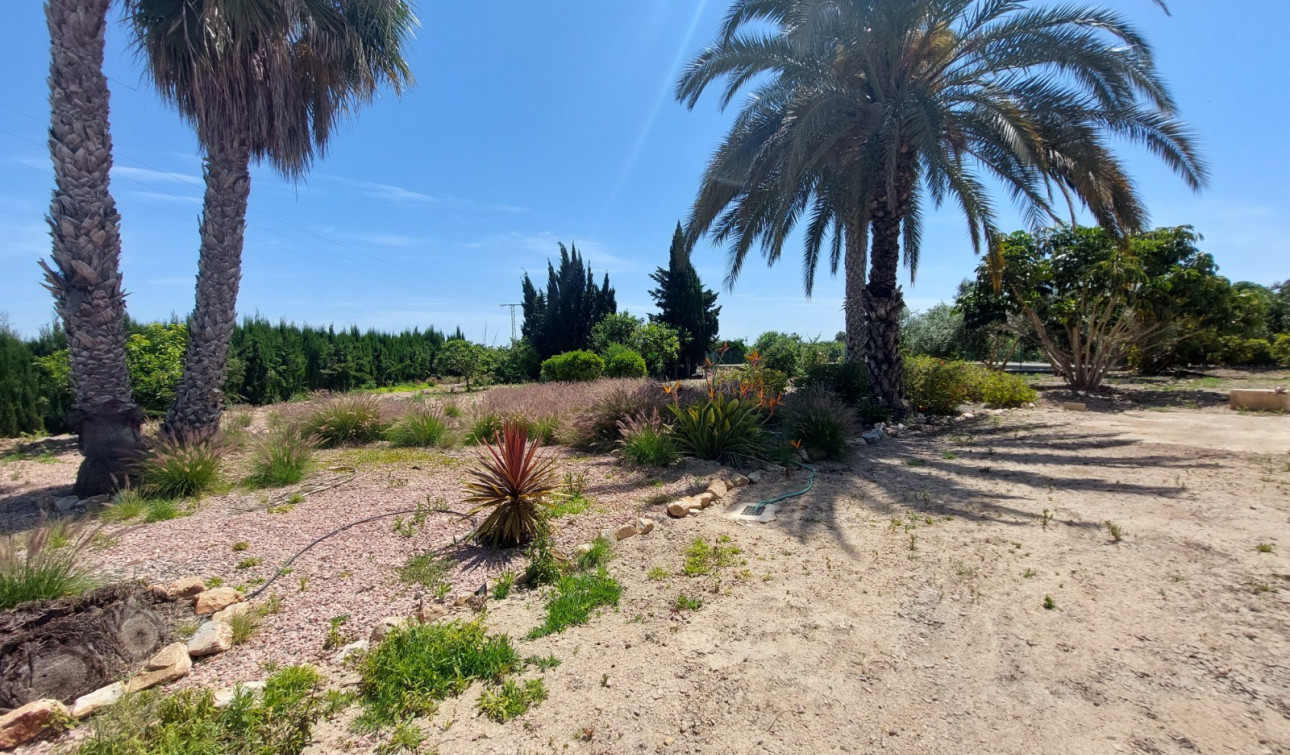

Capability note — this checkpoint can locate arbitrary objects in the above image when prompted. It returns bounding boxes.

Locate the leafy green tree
[677,0,1205,414]
[125,323,187,413]
[1269,281,1290,335]
[490,340,542,384]
[126,0,415,438]
[436,339,489,392]
[959,226,1225,390]
[900,305,965,359]
[634,323,682,378]
[649,223,720,376]
[0,322,43,437]
[521,243,617,358]
[588,312,643,356]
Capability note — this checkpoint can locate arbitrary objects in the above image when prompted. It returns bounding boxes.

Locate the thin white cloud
[346,232,429,248]
[464,231,640,273]
[323,176,529,214]
[113,165,202,186]
[124,191,201,205]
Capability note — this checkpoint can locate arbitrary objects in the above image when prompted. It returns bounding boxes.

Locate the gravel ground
[4,391,1288,754]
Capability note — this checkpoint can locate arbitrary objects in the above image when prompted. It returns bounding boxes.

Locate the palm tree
[125,0,415,438]
[41,0,144,496]
[677,0,1205,414]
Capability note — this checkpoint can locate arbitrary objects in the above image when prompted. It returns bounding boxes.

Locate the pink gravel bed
[77,444,699,688]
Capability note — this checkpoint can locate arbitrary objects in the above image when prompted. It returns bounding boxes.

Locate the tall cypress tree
[0,327,44,436]
[521,243,617,358]
[650,223,720,374]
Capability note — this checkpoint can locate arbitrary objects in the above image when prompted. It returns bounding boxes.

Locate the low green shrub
[385,407,451,447]
[75,665,325,755]
[620,426,679,467]
[528,569,622,638]
[575,535,614,572]
[602,346,647,379]
[359,621,520,726]
[477,679,547,723]
[781,388,857,460]
[0,521,95,610]
[972,369,1037,407]
[1273,333,1290,367]
[522,519,567,588]
[539,351,604,382]
[797,361,870,405]
[667,392,766,464]
[247,426,316,488]
[137,433,223,499]
[904,356,974,415]
[463,412,503,445]
[302,395,387,447]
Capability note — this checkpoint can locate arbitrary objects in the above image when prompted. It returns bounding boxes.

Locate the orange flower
[790,438,803,449]
[746,348,762,367]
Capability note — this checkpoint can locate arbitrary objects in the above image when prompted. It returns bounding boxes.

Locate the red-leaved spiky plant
[465,421,560,547]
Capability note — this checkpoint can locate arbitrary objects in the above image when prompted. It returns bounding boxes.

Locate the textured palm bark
[40,0,143,496]
[864,211,906,417]
[864,157,915,417]
[843,217,868,364]
[162,139,251,438]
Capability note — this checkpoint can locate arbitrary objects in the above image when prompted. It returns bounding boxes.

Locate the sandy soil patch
[3,399,1288,754]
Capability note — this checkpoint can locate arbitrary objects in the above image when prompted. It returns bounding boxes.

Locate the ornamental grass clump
[780,387,858,461]
[0,520,96,610]
[465,421,560,547]
[617,409,678,467]
[247,426,317,488]
[302,395,387,447]
[137,431,224,499]
[385,406,452,447]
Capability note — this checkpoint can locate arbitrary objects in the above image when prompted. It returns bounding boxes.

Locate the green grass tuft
[385,408,452,448]
[74,665,324,754]
[528,569,622,638]
[359,621,519,727]
[247,427,316,488]
[576,535,614,572]
[0,522,96,610]
[477,679,547,722]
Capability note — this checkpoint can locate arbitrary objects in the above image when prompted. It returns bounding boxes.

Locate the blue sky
[2,0,1286,343]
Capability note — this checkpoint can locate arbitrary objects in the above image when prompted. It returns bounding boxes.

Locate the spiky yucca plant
[464,421,559,548]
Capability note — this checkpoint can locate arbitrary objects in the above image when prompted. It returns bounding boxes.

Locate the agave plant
[464,421,560,548]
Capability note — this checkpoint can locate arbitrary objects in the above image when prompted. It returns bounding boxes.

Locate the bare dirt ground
[2,392,1288,754]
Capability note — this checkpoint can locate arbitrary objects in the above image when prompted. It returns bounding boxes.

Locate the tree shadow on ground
[0,485,77,536]
[756,420,1196,556]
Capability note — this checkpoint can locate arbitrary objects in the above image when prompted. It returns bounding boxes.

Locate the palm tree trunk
[843,217,868,364]
[41,0,143,497]
[864,209,906,417]
[162,137,251,438]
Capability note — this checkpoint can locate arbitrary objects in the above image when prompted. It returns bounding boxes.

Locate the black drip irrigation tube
[245,508,477,601]
[246,458,815,600]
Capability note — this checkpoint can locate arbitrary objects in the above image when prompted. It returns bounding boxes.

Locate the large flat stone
[71,682,125,719]
[1230,389,1290,412]
[127,644,192,693]
[194,587,244,616]
[187,620,234,657]
[0,699,69,749]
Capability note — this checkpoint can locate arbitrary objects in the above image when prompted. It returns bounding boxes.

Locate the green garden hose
[743,461,816,515]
